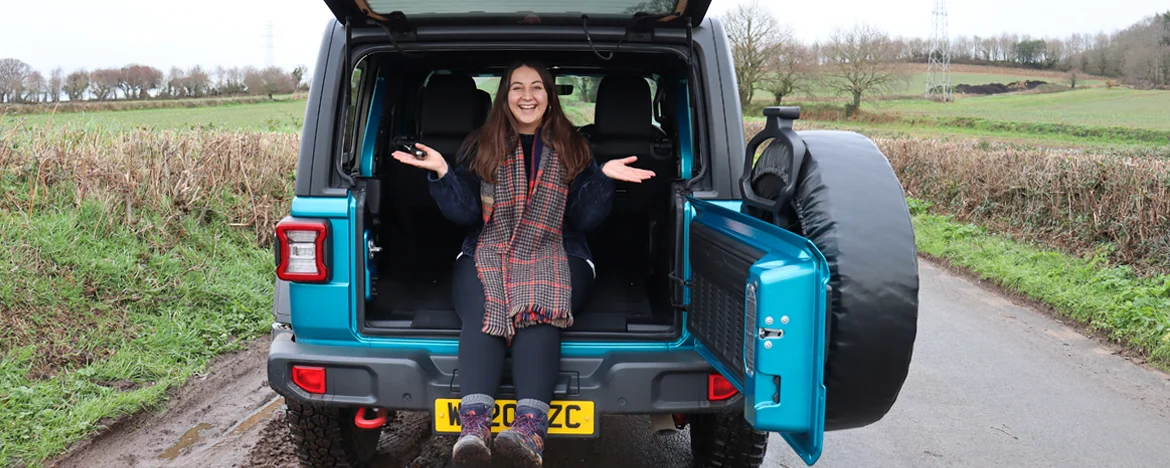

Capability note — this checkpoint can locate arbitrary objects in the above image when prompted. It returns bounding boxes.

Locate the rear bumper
[266,329,741,414]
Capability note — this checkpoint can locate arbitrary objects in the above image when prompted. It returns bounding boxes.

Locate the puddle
[158,422,213,460]
[229,397,284,436]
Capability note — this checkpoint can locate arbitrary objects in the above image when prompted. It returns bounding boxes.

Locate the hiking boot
[493,404,548,468]
[452,402,493,467]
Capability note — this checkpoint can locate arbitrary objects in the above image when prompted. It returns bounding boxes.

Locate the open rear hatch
[322,0,711,28]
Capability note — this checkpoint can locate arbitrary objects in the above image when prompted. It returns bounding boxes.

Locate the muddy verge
[47,337,278,468]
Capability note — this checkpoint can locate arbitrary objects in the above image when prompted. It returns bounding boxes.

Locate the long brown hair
[458,61,592,184]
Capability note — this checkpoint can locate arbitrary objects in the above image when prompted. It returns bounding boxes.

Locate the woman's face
[506,66,548,134]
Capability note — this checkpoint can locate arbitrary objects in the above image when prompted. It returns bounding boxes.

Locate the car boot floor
[366,268,668,333]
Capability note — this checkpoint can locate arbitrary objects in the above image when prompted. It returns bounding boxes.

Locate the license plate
[433,399,596,436]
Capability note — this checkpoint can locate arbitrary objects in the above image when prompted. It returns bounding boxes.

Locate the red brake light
[292,365,327,394]
[276,219,329,282]
[708,374,738,401]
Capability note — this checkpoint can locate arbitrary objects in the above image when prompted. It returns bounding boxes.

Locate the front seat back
[418,73,481,162]
[587,75,673,213]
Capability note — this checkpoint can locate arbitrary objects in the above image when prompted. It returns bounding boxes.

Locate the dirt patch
[46,336,276,468]
[954,80,1048,95]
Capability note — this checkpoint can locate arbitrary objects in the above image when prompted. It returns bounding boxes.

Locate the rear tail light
[275,218,329,282]
[708,374,739,401]
[292,365,327,394]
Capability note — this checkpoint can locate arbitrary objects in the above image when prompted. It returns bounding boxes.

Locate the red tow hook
[355,407,388,429]
[672,413,688,430]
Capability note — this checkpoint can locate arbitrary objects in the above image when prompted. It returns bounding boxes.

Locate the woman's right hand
[391,142,449,178]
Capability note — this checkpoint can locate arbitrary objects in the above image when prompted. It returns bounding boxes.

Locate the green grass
[787,119,1170,154]
[2,99,308,133]
[0,192,275,467]
[909,200,1170,371]
[873,87,1170,130]
[754,69,1106,103]
[749,86,1170,149]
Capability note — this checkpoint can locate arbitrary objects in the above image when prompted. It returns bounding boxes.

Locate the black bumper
[267,329,741,414]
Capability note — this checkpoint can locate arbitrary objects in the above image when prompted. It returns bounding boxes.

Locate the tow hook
[672,414,689,430]
[354,407,388,429]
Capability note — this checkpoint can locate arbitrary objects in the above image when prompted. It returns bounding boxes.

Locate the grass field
[872,87,1170,130]
[753,66,1109,104]
[2,100,307,133]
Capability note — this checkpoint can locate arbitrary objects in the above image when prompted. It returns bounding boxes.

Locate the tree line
[722,2,1170,114]
[0,61,310,104]
[901,10,1170,87]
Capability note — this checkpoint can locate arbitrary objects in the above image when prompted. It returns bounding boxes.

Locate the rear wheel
[285,400,383,468]
[688,412,768,468]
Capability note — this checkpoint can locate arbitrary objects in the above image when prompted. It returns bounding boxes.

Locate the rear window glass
[364,0,679,16]
[473,75,658,128]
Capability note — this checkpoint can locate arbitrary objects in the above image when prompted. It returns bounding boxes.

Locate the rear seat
[582,75,674,273]
[384,72,482,267]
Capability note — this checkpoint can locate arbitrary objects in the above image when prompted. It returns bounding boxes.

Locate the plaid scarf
[475,129,573,341]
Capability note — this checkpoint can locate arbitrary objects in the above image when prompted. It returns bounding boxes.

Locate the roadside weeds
[908,202,1170,373]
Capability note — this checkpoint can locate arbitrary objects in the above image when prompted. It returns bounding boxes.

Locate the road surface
[50,260,1170,467]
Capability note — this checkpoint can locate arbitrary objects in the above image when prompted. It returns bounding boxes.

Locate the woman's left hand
[602,156,656,183]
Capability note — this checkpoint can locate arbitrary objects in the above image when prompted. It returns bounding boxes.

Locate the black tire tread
[689,412,768,468]
[285,400,383,468]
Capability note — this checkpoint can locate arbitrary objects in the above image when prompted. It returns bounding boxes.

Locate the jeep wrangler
[267,1,919,467]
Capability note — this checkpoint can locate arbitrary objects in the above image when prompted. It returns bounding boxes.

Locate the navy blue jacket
[427,155,614,262]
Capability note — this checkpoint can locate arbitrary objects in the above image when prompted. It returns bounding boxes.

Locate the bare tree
[0,58,32,103]
[721,0,786,108]
[48,67,64,102]
[215,66,247,96]
[24,71,45,103]
[64,70,90,101]
[186,66,211,97]
[819,23,909,116]
[89,68,121,101]
[163,67,186,98]
[292,65,308,90]
[760,41,813,105]
[245,66,297,98]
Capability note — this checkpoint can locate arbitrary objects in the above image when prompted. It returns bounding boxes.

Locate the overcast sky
[1,0,1166,74]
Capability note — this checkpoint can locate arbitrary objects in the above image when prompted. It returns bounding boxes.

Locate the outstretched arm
[565,156,657,232]
[392,142,482,227]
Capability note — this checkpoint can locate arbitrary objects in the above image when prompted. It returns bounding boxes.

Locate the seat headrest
[594,75,652,138]
[474,89,491,128]
[420,73,479,136]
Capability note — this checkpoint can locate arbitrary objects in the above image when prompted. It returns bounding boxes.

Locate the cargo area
[351,47,693,339]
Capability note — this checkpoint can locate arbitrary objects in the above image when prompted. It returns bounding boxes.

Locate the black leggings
[452,253,594,403]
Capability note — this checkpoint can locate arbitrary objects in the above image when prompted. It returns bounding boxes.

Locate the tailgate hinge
[374,11,421,56]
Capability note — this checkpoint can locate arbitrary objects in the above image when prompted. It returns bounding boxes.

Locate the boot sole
[452,438,492,467]
[492,432,542,468]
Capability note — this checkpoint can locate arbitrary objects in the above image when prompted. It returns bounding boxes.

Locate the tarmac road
[51,260,1170,468]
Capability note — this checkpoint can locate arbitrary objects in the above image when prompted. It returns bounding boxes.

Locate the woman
[391,62,655,467]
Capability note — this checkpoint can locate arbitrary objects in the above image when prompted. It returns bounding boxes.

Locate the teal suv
[266,1,919,466]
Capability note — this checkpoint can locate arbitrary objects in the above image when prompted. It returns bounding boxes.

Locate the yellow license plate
[433,399,596,436]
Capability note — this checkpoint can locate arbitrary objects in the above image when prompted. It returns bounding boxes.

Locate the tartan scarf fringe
[479,304,575,340]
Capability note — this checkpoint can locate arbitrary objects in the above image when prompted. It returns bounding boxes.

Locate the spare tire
[747,129,919,432]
